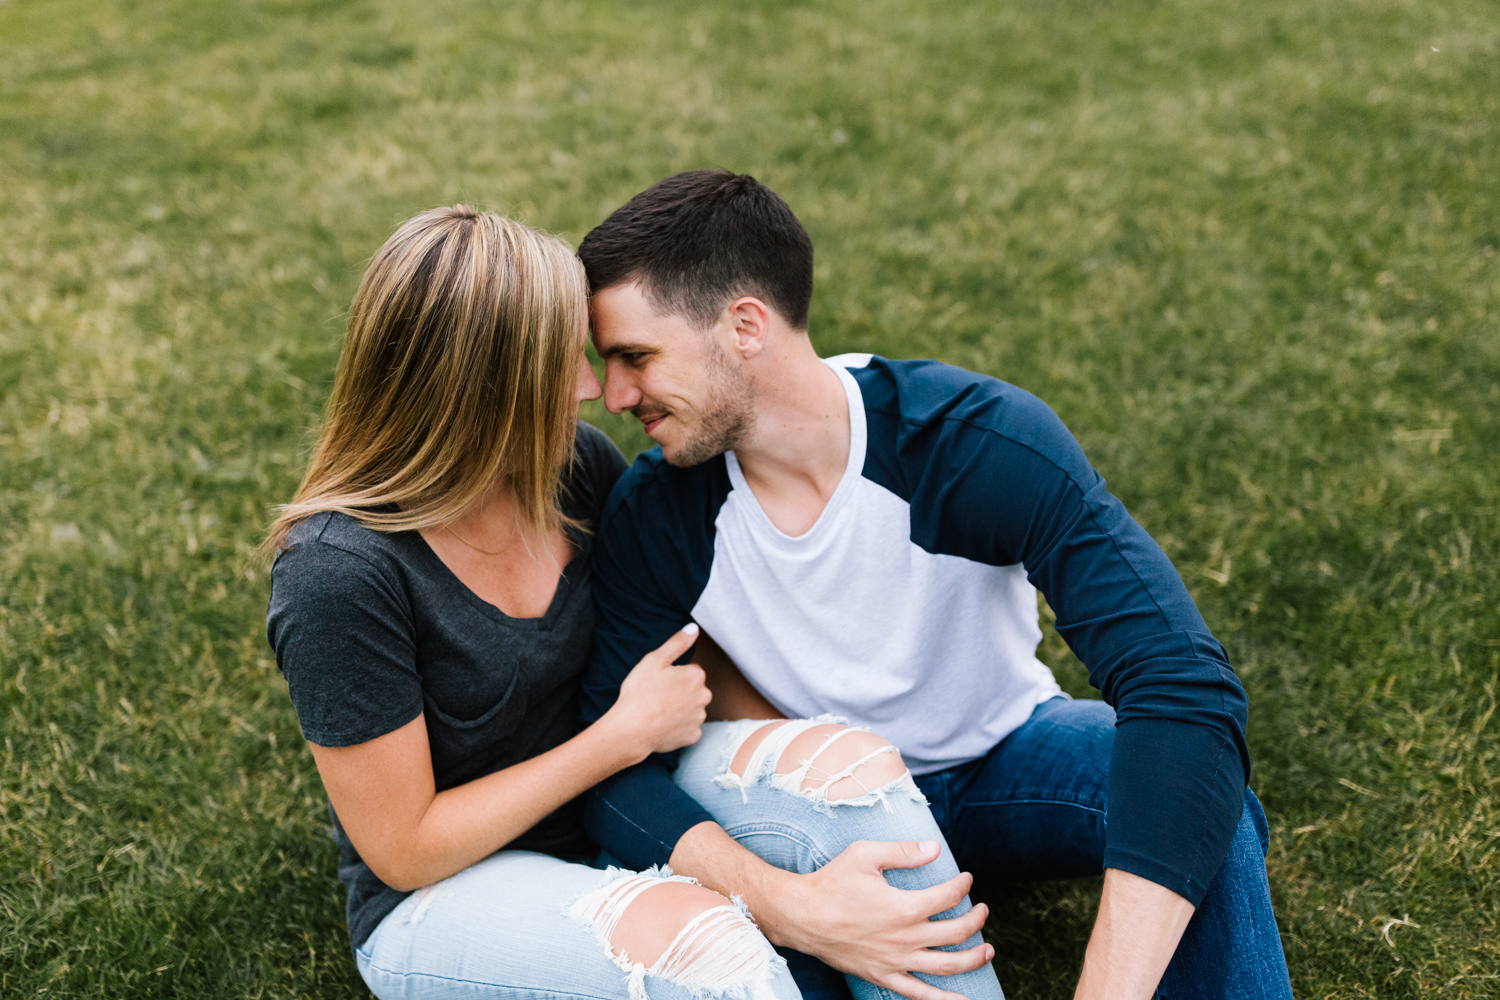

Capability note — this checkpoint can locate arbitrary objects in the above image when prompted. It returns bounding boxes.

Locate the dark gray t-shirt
[266,422,627,948]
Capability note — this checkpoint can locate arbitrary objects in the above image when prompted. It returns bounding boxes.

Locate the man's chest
[692,481,1039,677]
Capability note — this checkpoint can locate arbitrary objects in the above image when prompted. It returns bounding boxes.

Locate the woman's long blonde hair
[262,206,587,556]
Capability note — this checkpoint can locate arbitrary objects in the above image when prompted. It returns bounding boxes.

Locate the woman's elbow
[353,832,437,891]
[367,853,431,893]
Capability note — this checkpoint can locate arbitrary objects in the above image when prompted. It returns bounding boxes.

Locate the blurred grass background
[1,0,1497,996]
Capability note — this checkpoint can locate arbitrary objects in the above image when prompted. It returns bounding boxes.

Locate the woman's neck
[419,486,576,618]
[443,485,528,554]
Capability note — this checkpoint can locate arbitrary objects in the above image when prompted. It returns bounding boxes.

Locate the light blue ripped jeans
[674,719,1005,1000]
[355,851,802,1000]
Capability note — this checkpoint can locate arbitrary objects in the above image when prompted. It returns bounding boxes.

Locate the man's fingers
[876,972,972,1000]
[901,871,974,920]
[648,623,701,666]
[848,839,943,873]
[904,941,996,979]
[915,903,989,948]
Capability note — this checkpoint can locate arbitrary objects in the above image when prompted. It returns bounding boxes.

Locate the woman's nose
[576,365,603,403]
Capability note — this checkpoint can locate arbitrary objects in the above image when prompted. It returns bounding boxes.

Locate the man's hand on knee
[786,839,994,1000]
[671,822,992,1000]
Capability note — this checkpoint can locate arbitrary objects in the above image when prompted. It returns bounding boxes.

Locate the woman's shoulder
[266,511,424,750]
[564,421,629,523]
[272,511,416,596]
[573,419,626,469]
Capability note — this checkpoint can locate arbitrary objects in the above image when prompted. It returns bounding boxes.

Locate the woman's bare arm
[309,625,707,891]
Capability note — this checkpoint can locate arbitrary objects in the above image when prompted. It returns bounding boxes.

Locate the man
[576,169,1292,1000]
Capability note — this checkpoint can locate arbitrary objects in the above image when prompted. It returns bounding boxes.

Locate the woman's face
[575,346,603,404]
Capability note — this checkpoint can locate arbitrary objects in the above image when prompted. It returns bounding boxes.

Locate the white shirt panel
[690,363,1063,774]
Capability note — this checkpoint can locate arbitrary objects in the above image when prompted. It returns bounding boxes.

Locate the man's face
[591,282,753,467]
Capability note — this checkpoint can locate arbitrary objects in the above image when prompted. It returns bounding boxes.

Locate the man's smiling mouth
[636,411,668,434]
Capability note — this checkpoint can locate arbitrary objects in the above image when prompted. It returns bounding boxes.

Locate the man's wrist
[1075,868,1196,1000]
[668,820,808,948]
[739,865,806,949]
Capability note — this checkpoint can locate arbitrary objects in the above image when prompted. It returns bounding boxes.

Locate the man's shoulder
[573,418,620,461]
[850,356,1074,460]
[600,446,732,536]
[593,447,727,599]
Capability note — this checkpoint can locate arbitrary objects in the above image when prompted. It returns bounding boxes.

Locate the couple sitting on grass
[264,170,1293,1000]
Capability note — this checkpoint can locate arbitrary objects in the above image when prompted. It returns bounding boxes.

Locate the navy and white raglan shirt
[581,355,1250,906]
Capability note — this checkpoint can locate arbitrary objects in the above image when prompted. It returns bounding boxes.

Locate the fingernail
[918,839,938,853]
[682,623,700,636]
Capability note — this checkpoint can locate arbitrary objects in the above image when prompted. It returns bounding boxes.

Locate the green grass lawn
[2,0,1497,996]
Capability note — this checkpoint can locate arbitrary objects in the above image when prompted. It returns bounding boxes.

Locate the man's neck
[732,340,850,537]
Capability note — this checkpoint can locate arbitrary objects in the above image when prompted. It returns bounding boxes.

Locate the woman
[264,207,799,1000]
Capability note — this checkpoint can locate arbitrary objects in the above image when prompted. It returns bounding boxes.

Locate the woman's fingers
[613,623,712,754]
[646,622,700,667]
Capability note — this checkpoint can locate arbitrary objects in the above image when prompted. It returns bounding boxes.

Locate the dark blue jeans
[778,697,1292,1000]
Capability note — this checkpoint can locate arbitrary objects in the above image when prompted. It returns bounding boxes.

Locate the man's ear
[725,296,773,359]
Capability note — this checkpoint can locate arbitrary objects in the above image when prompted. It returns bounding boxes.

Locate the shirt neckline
[723,359,867,545]
[409,528,585,631]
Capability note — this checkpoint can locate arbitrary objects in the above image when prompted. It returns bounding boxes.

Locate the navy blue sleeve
[856,359,1249,906]
[579,450,728,869]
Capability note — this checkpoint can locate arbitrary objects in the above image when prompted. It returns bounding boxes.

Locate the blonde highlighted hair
[262,206,587,556]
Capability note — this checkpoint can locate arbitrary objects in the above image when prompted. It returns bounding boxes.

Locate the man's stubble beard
[665,342,755,468]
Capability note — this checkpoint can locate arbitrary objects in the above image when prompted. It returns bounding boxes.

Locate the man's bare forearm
[668,821,803,944]
[1075,868,1196,1000]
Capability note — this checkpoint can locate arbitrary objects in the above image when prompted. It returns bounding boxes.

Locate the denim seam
[723,825,833,868]
[595,793,681,859]
[360,959,622,999]
[957,796,1106,815]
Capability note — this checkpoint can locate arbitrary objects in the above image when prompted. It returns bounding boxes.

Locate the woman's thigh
[356,850,799,1000]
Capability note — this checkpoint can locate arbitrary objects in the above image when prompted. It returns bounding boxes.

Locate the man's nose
[602,368,642,415]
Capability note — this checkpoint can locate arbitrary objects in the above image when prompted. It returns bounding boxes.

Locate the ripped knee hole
[567,870,781,1000]
[721,719,914,804]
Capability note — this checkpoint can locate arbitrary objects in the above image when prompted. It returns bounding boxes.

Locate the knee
[605,881,741,968]
[568,874,781,994]
[726,720,911,803]
[783,725,908,801]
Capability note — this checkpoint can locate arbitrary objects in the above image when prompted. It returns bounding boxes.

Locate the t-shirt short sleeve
[267,529,424,748]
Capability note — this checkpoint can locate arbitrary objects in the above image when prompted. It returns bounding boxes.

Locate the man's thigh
[673,718,949,875]
[936,696,1115,885]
